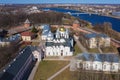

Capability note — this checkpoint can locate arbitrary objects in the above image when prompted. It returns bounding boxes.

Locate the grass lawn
[34,61,69,80]
[101,45,118,53]
[88,48,100,53]
[54,68,118,80]
[31,42,40,46]
[74,44,82,56]
[31,35,40,46]
[53,68,79,80]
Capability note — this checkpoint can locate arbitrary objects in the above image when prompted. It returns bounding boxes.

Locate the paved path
[98,47,103,53]
[47,63,70,80]
[74,36,88,53]
[28,61,39,80]
[44,58,70,61]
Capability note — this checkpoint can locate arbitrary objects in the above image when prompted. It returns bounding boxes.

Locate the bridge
[65,12,98,16]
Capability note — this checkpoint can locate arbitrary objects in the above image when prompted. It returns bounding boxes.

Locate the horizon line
[0,3,120,5]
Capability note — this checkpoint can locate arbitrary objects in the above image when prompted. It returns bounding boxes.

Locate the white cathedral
[42,25,74,56]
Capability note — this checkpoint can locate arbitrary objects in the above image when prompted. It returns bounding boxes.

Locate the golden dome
[59,27,66,32]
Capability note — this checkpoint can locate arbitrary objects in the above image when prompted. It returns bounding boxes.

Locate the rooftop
[0,34,21,42]
[42,25,50,35]
[0,46,33,80]
[21,31,34,36]
[84,33,109,39]
[24,19,30,24]
[77,53,119,63]
[46,38,72,47]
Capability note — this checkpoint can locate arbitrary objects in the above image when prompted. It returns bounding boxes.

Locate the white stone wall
[75,60,119,72]
[92,61,102,71]
[45,46,72,56]
[22,36,31,41]
[111,63,119,72]
[103,62,111,72]
[87,37,110,48]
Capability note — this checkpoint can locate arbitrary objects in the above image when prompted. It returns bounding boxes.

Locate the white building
[70,53,120,72]
[41,25,53,41]
[26,6,41,14]
[80,33,110,48]
[45,27,74,56]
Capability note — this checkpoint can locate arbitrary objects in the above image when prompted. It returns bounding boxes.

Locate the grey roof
[77,53,120,63]
[42,25,50,36]
[46,38,72,47]
[43,25,50,31]
[84,33,109,39]
[0,46,33,80]
[0,34,21,42]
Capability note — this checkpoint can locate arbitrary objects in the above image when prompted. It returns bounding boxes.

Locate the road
[47,63,70,80]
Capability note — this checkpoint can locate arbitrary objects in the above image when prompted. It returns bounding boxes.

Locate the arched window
[111,65,115,70]
[95,64,97,69]
[104,65,106,69]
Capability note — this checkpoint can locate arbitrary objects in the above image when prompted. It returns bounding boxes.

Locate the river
[43,8,120,32]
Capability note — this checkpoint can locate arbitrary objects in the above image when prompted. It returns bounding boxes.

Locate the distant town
[0,4,120,80]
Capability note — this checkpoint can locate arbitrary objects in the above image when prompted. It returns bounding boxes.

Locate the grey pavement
[44,58,70,61]
[47,63,70,80]
[98,47,103,53]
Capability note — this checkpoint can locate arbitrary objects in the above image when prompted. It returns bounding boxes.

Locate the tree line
[0,11,69,29]
[93,22,120,41]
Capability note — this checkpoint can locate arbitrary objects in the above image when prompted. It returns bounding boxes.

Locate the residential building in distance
[0,34,21,47]
[70,53,120,72]
[80,33,110,48]
[45,26,74,56]
[0,46,35,80]
[24,6,41,14]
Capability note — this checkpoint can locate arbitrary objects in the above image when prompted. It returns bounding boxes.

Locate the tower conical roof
[24,19,30,23]
[73,20,79,24]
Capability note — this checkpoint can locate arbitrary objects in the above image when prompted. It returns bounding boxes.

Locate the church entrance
[61,50,63,56]
[61,53,63,56]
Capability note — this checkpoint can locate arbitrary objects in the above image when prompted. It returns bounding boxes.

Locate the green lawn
[31,35,40,46]
[74,44,82,56]
[31,42,40,46]
[53,68,79,80]
[101,45,118,53]
[34,61,69,80]
[88,48,100,53]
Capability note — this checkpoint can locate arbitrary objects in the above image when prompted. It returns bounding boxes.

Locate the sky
[0,0,120,4]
